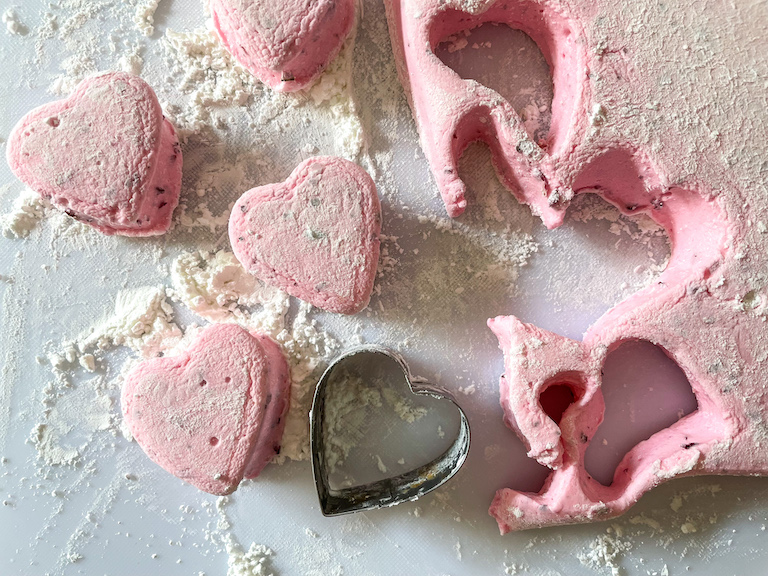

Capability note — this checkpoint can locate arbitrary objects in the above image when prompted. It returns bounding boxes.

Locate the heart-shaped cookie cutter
[310,346,471,516]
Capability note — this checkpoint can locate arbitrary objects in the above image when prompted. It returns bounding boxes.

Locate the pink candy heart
[210,0,356,91]
[122,324,290,495]
[229,156,381,314]
[6,72,181,236]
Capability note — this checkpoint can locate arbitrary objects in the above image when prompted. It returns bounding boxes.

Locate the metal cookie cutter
[310,346,471,516]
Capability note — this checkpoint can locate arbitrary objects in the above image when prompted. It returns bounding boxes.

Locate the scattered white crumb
[224,534,274,576]
[134,0,161,36]
[1,189,48,239]
[577,529,632,576]
[2,8,26,35]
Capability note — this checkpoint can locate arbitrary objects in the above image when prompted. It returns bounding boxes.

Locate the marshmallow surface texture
[386,0,768,532]
[229,156,381,315]
[6,72,181,236]
[210,0,356,92]
[122,324,290,495]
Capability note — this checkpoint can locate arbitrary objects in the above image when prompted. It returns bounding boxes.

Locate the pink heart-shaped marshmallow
[121,324,290,495]
[229,156,381,314]
[210,0,356,92]
[6,72,182,236]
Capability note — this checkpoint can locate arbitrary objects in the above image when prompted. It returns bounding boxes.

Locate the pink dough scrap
[6,72,181,236]
[121,324,291,495]
[229,156,381,315]
[210,0,356,92]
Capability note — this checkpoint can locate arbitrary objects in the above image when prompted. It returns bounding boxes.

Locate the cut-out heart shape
[310,347,470,516]
[6,72,182,236]
[121,323,290,495]
[210,0,356,92]
[229,156,381,315]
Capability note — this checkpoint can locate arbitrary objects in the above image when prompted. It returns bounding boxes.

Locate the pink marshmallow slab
[387,0,768,533]
[122,324,291,495]
[6,72,181,236]
[210,0,356,92]
[229,156,381,315]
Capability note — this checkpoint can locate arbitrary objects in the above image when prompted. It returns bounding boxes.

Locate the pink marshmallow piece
[121,324,291,495]
[229,156,381,315]
[6,72,182,236]
[210,0,356,92]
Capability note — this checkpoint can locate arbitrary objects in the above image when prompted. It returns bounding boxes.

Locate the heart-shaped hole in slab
[539,377,582,425]
[427,1,584,157]
[310,347,470,516]
[584,340,698,486]
[435,23,553,146]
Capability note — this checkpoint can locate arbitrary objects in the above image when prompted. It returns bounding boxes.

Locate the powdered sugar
[2,7,27,36]
[578,526,633,576]
[134,0,162,36]
[76,285,183,358]
[2,0,768,573]
[1,188,49,239]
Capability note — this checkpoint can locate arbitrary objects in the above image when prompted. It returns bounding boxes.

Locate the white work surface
[1,1,768,575]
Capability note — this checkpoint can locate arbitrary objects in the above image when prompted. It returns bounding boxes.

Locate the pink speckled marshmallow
[7,72,181,236]
[229,156,381,315]
[122,324,291,495]
[210,0,357,92]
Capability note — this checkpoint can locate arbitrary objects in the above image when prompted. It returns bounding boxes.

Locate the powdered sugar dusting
[2,0,768,573]
[134,0,161,36]
[1,188,49,239]
[76,285,183,358]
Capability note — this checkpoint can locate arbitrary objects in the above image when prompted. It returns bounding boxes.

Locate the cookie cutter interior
[310,346,471,516]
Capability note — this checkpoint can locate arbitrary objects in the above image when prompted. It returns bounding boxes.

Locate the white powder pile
[134,0,161,36]
[2,8,27,35]
[117,43,145,75]
[163,27,258,133]
[225,539,275,576]
[577,526,633,576]
[170,250,282,323]
[1,188,49,239]
[76,285,183,358]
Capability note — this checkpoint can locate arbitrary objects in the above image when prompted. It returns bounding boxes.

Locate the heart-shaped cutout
[229,156,381,315]
[6,72,182,236]
[121,323,290,495]
[310,347,470,516]
[210,0,356,91]
[385,0,586,224]
[434,22,554,146]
